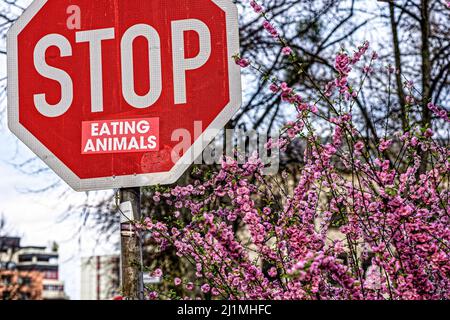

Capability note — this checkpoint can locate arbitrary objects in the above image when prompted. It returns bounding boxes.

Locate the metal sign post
[119,187,144,300]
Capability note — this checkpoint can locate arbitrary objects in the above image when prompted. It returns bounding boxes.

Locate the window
[2,291,11,300]
[43,270,58,279]
[37,256,49,262]
[18,256,32,263]
[19,277,32,286]
[44,285,56,291]
[49,257,58,264]
[20,292,31,300]
[44,284,64,292]
[1,275,12,286]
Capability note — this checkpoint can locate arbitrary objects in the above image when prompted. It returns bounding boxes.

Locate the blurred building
[80,255,120,300]
[0,236,21,267]
[17,246,67,300]
[0,236,68,300]
[0,269,43,300]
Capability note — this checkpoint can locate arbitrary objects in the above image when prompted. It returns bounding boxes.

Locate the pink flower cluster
[428,102,449,123]
[138,5,450,301]
[325,41,374,100]
[248,0,280,39]
[282,46,292,56]
[250,0,264,14]
[262,20,279,38]
[234,56,250,68]
[142,109,449,299]
[378,139,392,152]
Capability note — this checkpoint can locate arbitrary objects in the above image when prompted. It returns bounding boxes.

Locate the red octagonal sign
[7,0,241,191]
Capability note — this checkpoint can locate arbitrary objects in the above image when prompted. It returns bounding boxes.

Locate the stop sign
[7,0,241,191]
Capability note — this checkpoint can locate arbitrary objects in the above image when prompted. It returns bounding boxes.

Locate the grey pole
[119,187,144,300]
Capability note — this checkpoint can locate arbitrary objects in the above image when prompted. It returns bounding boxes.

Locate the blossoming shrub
[141,1,449,300]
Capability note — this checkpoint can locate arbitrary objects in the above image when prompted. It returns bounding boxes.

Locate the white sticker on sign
[119,201,134,223]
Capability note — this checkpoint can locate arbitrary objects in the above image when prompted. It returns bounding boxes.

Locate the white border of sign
[7,0,242,192]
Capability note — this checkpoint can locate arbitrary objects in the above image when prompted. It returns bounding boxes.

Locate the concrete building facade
[80,255,120,300]
[0,237,68,300]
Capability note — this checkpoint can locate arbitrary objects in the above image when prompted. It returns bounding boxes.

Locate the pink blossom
[268,267,277,277]
[280,82,292,93]
[211,288,220,296]
[235,57,250,68]
[250,1,264,14]
[363,65,373,74]
[405,95,415,105]
[152,269,163,277]
[140,39,450,302]
[201,284,211,293]
[428,102,449,122]
[387,65,395,74]
[335,53,351,75]
[354,141,364,152]
[186,282,194,291]
[379,139,392,152]
[262,21,279,38]
[269,83,280,93]
[282,46,292,56]
[148,291,159,300]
